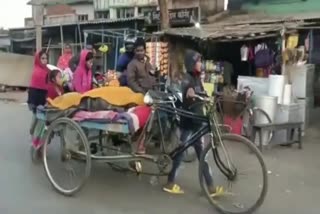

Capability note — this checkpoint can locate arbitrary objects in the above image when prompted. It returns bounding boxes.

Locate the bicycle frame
[157,101,236,180]
[156,104,210,158]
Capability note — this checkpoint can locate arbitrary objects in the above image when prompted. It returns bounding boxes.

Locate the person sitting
[163,49,215,195]
[31,69,65,156]
[127,38,156,94]
[47,69,64,100]
[116,36,136,86]
[72,50,94,94]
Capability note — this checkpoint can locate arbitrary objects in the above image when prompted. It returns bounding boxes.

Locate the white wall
[71,4,95,20]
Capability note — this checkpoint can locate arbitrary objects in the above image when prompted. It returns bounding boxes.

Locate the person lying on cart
[127,38,156,95]
[163,50,216,195]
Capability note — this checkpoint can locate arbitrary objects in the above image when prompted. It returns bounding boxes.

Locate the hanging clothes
[286,34,299,49]
[254,43,274,68]
[240,45,249,61]
[308,30,320,64]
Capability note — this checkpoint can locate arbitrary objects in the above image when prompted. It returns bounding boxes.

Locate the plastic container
[296,97,314,133]
[253,95,277,145]
[237,76,269,96]
[271,103,303,144]
[289,64,315,98]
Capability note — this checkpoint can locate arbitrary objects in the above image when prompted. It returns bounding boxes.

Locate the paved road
[0,102,319,214]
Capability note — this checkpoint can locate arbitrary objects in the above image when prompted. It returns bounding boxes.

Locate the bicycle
[156,94,268,214]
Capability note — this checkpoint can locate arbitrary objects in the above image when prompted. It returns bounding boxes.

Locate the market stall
[162,13,319,147]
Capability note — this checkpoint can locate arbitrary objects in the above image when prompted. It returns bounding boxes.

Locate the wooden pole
[158,0,170,30]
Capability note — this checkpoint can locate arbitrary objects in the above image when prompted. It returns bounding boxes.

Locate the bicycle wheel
[43,117,91,196]
[199,134,268,214]
[243,107,273,145]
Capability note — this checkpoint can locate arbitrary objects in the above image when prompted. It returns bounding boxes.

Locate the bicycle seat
[148,90,173,101]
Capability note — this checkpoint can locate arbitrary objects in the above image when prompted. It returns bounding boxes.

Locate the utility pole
[31,0,44,51]
[158,0,170,30]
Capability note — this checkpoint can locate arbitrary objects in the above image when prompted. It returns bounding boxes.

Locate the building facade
[25,0,227,28]
[233,0,320,15]
[26,0,95,27]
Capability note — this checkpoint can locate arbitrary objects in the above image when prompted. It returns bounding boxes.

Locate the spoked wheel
[43,117,91,196]
[243,107,273,145]
[199,134,268,214]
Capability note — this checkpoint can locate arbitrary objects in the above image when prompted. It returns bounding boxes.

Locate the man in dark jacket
[163,49,215,195]
[127,38,156,94]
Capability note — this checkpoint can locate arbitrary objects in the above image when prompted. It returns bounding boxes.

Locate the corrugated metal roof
[44,16,145,27]
[163,13,320,41]
[206,12,320,26]
[10,17,144,30]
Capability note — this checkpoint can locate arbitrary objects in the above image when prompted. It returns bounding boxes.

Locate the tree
[158,0,170,30]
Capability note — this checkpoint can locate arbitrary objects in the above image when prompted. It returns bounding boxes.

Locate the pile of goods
[146,42,169,75]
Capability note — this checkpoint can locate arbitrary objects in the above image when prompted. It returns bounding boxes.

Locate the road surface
[0,102,319,214]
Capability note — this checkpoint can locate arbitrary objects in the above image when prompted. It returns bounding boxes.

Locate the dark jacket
[180,50,205,130]
[116,52,134,86]
[127,58,156,94]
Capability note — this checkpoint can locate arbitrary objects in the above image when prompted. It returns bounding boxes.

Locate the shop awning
[162,13,318,42]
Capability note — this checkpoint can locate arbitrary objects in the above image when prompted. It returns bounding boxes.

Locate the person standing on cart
[163,49,216,195]
[28,50,49,135]
[116,36,136,86]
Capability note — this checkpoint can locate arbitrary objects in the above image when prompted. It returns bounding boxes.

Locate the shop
[162,13,320,145]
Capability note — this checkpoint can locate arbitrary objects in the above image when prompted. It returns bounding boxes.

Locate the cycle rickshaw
[33,90,268,214]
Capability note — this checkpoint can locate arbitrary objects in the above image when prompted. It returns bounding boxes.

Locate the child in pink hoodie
[72,50,93,93]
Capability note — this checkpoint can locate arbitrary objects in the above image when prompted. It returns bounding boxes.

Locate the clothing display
[240,45,249,61]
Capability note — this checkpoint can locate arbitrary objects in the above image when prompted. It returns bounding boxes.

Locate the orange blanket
[47,87,144,110]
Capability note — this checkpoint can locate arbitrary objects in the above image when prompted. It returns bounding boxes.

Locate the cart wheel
[43,117,91,196]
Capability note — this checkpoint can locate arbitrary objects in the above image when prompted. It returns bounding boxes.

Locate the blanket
[47,87,144,110]
[72,105,151,134]
[32,105,152,149]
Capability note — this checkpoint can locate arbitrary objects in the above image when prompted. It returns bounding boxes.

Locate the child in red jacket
[47,69,64,100]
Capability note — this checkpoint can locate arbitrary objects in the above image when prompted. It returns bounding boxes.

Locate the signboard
[146,7,200,26]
